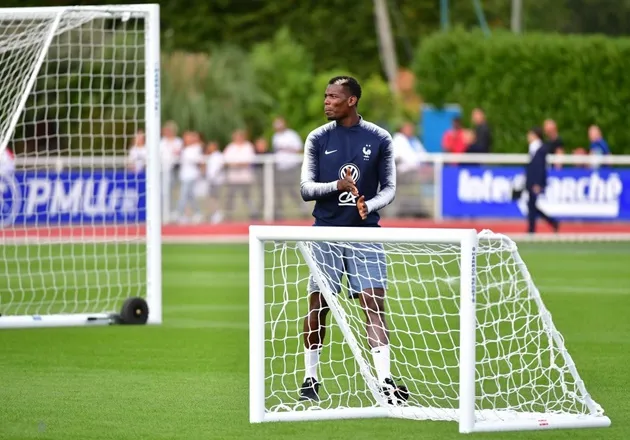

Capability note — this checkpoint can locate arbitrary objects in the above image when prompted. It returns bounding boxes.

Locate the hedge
[413,29,630,154]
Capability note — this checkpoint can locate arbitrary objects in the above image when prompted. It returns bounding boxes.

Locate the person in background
[588,125,611,156]
[222,129,256,221]
[390,122,428,218]
[160,121,184,216]
[0,145,15,176]
[463,129,477,153]
[469,108,492,153]
[174,131,204,224]
[543,119,564,169]
[271,117,306,219]
[393,122,425,157]
[571,147,589,169]
[203,140,224,224]
[441,117,467,154]
[528,126,544,157]
[525,127,559,234]
[127,129,146,173]
[254,137,271,219]
[588,125,611,170]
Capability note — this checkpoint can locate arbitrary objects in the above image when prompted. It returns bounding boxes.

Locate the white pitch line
[536,285,630,295]
[164,318,249,330]
[165,304,248,312]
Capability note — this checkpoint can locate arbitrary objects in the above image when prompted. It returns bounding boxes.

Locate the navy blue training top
[299,117,396,227]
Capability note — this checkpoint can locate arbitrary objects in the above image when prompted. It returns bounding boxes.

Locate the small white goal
[248,225,611,434]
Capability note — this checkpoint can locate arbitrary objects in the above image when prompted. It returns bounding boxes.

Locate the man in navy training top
[298,75,408,405]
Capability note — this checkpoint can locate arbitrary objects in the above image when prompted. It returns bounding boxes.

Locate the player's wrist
[363,199,373,215]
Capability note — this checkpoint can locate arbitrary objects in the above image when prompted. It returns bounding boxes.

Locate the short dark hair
[328,76,362,102]
[529,126,544,140]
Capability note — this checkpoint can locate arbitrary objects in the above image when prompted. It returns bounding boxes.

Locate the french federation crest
[362,144,371,161]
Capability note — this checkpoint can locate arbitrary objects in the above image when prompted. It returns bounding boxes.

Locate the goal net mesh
[263,231,605,423]
[0,9,148,317]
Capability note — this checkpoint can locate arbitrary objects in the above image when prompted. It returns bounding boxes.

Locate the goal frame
[248,225,611,433]
[0,4,162,329]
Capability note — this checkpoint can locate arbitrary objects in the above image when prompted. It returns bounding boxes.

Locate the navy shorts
[307,242,388,298]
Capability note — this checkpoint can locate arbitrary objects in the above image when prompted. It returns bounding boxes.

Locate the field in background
[0,240,628,440]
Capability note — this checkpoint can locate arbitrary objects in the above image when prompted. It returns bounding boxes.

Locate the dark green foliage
[413,29,630,153]
[248,28,403,142]
[160,46,272,146]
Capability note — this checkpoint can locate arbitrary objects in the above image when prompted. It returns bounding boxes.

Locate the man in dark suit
[526,127,559,234]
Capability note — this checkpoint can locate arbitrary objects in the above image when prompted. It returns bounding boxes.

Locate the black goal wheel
[119,297,149,325]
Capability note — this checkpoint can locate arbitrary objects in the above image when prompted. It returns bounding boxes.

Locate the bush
[249,27,315,141]
[161,46,271,146]
[250,27,406,141]
[413,29,630,153]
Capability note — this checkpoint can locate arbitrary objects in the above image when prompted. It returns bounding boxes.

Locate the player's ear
[348,96,357,107]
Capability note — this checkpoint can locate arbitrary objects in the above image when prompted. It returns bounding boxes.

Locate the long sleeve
[300,135,338,201]
[365,138,396,214]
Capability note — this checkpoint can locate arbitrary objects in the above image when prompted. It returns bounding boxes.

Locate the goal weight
[110,297,150,325]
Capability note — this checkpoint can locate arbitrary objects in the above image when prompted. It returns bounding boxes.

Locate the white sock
[304,347,321,381]
[371,345,391,384]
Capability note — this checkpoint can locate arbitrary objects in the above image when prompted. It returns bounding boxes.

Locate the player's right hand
[337,168,358,196]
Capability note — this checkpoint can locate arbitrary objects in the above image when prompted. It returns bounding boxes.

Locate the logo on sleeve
[338,163,360,206]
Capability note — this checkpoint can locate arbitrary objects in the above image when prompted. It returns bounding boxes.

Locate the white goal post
[248,225,611,433]
[0,4,162,328]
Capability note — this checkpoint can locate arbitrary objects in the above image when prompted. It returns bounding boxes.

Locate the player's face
[324,84,354,121]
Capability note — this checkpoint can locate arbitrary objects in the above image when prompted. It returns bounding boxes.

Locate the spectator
[528,127,544,157]
[254,137,271,219]
[203,140,224,224]
[463,129,477,153]
[543,119,564,169]
[174,131,204,224]
[127,129,146,172]
[160,120,183,172]
[588,125,610,156]
[588,125,611,170]
[441,117,467,154]
[469,108,492,153]
[392,122,425,170]
[271,117,306,219]
[0,145,15,176]
[525,127,559,234]
[160,121,183,214]
[572,147,589,169]
[390,122,429,218]
[223,129,256,221]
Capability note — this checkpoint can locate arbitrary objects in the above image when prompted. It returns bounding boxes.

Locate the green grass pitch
[0,241,628,440]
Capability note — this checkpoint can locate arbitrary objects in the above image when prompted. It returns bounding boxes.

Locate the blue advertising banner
[441,165,630,221]
[0,170,146,227]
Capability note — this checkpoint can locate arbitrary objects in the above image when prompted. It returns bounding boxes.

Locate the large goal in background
[249,226,611,433]
[0,4,162,328]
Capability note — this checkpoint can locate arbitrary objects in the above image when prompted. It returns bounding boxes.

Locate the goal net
[0,5,161,328]
[249,226,610,433]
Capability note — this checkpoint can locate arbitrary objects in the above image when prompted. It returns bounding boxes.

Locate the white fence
[13,152,630,223]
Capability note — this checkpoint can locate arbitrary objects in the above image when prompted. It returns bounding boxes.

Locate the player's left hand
[357,195,368,220]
